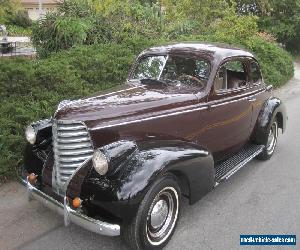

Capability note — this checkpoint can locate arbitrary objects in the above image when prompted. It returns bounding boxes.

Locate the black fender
[76,140,215,220]
[31,118,53,144]
[252,96,287,145]
[23,119,53,176]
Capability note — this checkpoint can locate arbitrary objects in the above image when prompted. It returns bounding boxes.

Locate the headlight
[92,150,109,175]
[25,125,37,145]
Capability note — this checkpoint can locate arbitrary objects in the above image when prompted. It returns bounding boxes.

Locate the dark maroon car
[21,43,287,249]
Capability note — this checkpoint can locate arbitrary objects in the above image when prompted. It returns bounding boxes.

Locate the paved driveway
[1,63,300,250]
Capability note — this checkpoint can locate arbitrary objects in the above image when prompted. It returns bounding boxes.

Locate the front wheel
[257,119,278,160]
[122,174,181,250]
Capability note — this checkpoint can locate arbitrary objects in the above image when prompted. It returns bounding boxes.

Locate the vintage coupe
[21,43,286,249]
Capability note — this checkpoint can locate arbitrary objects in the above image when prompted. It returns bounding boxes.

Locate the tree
[0,0,21,24]
[258,0,300,52]
[159,0,236,38]
[32,0,164,57]
[162,0,233,25]
[234,0,270,15]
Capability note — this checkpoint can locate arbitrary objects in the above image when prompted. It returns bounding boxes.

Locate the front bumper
[21,178,120,236]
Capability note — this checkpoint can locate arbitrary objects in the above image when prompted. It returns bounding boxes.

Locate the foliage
[0,0,32,29]
[245,36,294,86]
[235,0,300,52]
[7,9,32,28]
[210,14,259,41]
[234,0,270,15]
[32,0,163,57]
[0,0,21,24]
[6,24,31,36]
[0,0,32,39]
[258,0,300,53]
[0,40,157,178]
[162,0,233,27]
[0,0,296,180]
[31,12,93,58]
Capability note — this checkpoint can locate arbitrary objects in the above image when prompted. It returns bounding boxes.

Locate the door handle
[247,96,256,102]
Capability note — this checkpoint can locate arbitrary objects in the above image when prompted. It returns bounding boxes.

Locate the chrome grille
[53,120,93,191]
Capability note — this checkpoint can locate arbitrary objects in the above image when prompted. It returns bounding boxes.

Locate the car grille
[52,120,93,192]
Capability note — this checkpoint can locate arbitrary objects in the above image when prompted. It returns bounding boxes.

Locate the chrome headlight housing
[92,150,109,175]
[25,125,37,145]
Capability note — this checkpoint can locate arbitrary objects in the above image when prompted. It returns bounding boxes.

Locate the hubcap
[150,199,169,229]
[266,121,278,155]
[146,187,179,246]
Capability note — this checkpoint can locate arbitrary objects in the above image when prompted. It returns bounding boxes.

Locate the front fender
[72,140,214,220]
[23,119,53,176]
[252,97,287,145]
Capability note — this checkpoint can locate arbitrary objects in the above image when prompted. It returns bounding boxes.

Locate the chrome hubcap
[266,121,278,154]
[146,187,179,246]
[150,199,169,229]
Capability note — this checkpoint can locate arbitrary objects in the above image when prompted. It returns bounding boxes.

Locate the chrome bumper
[22,178,120,236]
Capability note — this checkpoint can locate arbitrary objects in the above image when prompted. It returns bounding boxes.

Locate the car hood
[54,84,197,129]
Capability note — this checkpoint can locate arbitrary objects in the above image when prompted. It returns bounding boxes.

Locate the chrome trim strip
[90,106,208,130]
[210,88,265,108]
[23,178,120,236]
[90,88,265,131]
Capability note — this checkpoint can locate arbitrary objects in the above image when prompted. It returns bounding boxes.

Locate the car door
[202,57,254,161]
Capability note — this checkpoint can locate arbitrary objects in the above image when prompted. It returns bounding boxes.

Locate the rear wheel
[257,119,278,160]
[122,174,181,250]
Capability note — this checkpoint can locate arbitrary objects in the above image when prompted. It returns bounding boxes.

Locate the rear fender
[252,97,287,145]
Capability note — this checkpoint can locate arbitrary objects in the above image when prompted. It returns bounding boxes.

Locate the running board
[214,144,264,186]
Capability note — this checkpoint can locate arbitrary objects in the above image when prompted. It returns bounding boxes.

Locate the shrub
[0,0,21,24]
[6,24,32,36]
[245,36,294,87]
[31,0,163,58]
[0,35,294,180]
[8,10,32,28]
[31,13,93,58]
[0,41,154,179]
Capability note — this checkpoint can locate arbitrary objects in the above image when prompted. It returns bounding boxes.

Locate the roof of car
[141,42,254,61]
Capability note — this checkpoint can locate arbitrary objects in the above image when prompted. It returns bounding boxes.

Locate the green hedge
[247,37,294,87]
[0,42,142,180]
[0,37,294,180]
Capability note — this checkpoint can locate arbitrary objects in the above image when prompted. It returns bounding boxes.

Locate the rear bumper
[21,178,120,236]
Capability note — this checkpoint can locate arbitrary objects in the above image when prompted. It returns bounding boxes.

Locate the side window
[214,60,247,91]
[250,61,262,84]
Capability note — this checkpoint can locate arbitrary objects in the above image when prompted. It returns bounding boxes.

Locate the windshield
[130,55,211,90]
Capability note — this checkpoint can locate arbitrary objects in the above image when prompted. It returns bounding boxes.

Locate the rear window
[250,61,262,84]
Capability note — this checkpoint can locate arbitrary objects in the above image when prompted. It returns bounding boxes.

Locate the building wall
[22,3,58,20]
